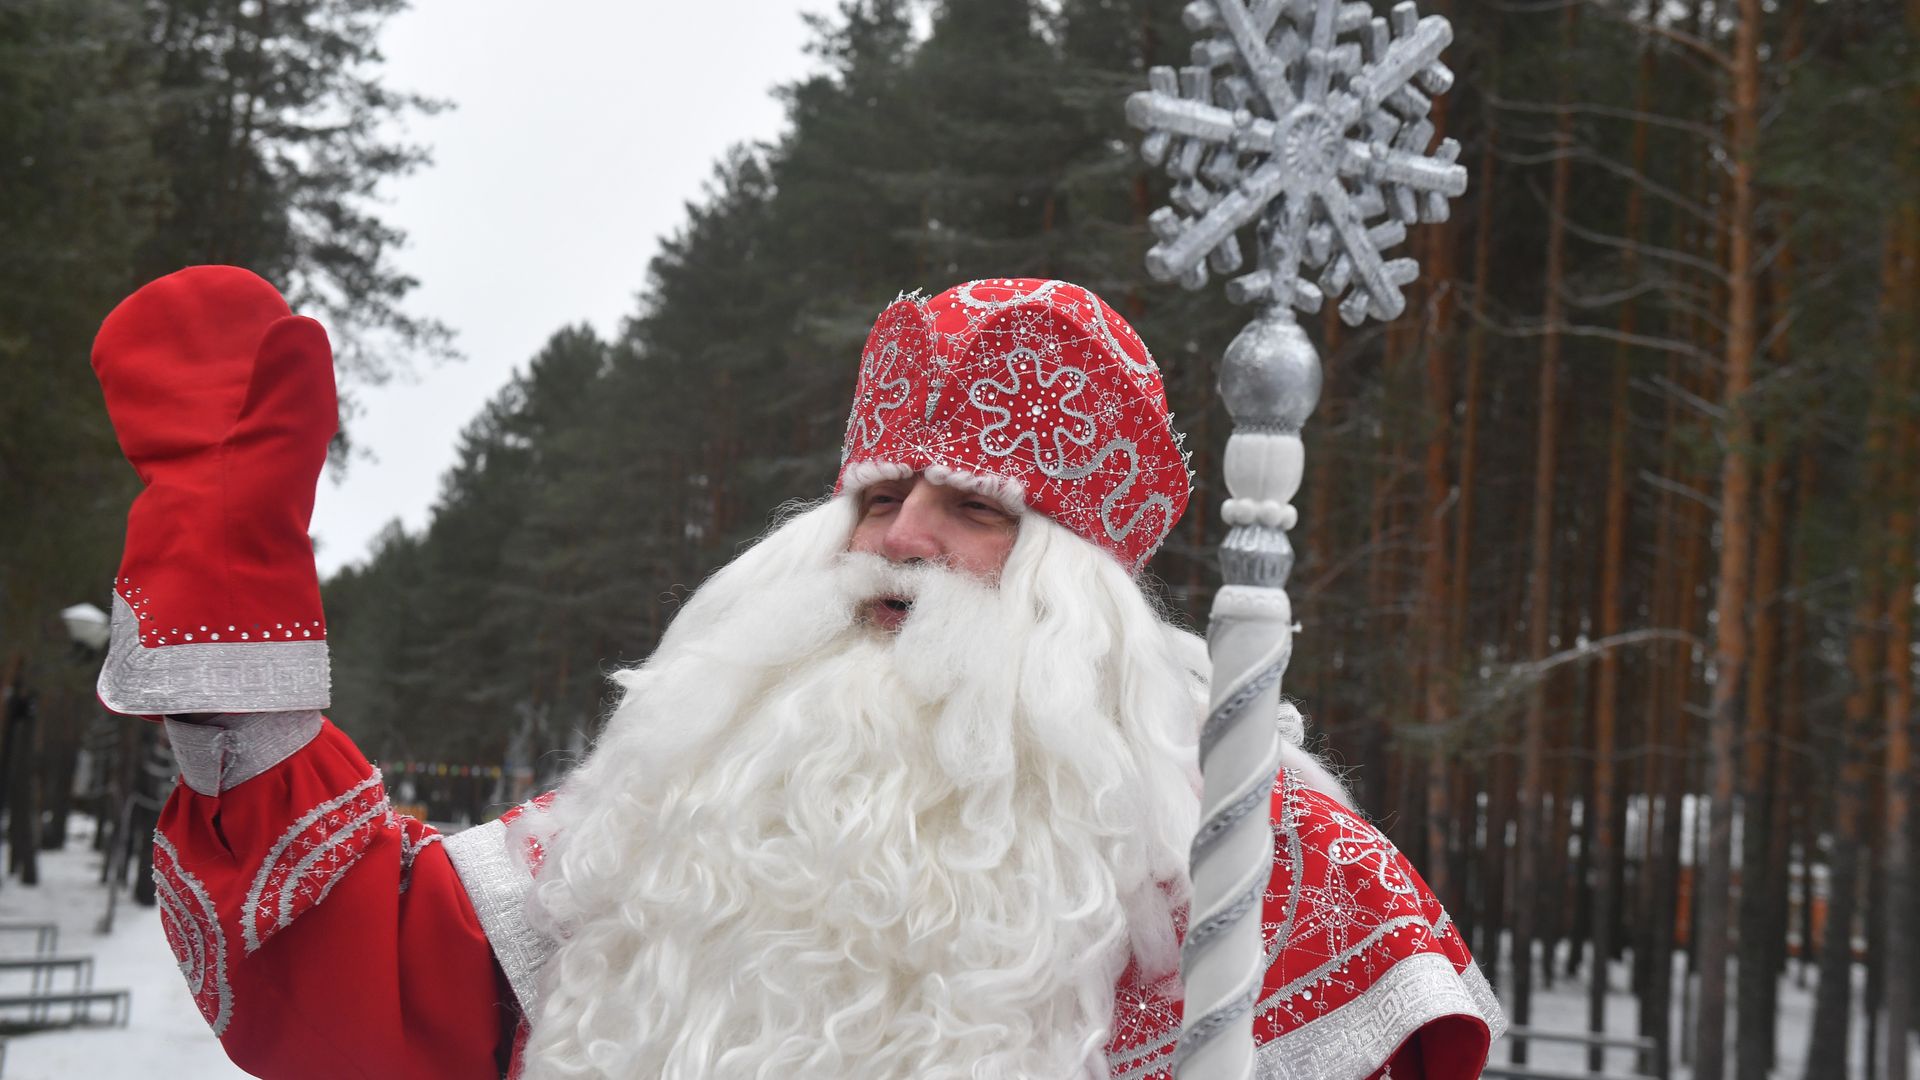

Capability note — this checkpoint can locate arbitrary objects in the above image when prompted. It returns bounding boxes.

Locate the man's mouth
[866,594,913,631]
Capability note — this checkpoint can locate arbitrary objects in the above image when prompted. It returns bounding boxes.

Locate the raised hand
[91,266,336,716]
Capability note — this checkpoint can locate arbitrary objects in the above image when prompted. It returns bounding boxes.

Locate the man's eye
[963,500,1013,522]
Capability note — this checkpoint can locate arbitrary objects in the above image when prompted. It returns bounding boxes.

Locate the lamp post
[61,604,111,653]
[53,602,128,933]
[1125,2,1466,1075]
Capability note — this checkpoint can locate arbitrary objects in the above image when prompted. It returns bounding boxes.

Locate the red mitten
[91,266,336,717]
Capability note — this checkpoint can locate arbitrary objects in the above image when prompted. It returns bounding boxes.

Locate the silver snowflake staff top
[1125,2,1467,1078]
[1126,0,1467,325]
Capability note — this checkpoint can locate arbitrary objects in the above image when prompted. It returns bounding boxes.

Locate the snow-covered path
[0,825,249,1080]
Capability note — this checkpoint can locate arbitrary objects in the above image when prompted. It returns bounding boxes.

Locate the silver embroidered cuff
[165,711,325,796]
[1253,951,1506,1080]
[98,594,331,716]
[444,818,550,1014]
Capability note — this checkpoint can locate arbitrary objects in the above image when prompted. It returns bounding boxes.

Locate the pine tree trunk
[1590,23,1654,1056]
[1636,350,1683,1017]
[1303,307,1343,753]
[1186,405,1211,599]
[1739,0,1807,1035]
[1734,414,1789,1080]
[1452,129,1496,963]
[1545,569,1586,989]
[1419,173,1458,909]
[1805,343,1891,1079]
[1694,3,1764,1074]
[5,692,40,886]
[1877,34,1920,1059]
[1363,354,1401,816]
[1510,4,1579,1046]
[1590,341,1632,1063]
[1407,0,1458,910]
[1778,447,1814,1003]
[1876,203,1917,1080]
[1647,414,1710,1075]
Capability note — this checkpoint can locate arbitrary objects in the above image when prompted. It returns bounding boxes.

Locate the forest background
[1,1,1916,1078]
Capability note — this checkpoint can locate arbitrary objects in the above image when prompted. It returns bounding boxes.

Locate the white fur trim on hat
[838,460,1029,518]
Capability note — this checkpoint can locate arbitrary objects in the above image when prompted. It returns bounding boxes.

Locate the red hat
[836,278,1190,573]
[91,266,336,716]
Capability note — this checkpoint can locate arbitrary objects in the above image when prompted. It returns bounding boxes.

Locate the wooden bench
[1486,1025,1663,1080]
[0,988,130,1031]
[0,923,57,957]
[0,955,94,998]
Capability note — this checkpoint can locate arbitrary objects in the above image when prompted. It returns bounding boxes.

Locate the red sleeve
[1253,772,1501,1080]
[154,716,513,1079]
[1101,770,1502,1080]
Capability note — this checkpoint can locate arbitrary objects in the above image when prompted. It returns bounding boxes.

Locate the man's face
[847,474,1020,630]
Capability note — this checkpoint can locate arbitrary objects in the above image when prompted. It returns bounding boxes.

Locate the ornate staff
[1125,2,1466,1076]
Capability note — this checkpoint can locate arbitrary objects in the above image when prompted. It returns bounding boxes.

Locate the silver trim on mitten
[98,594,330,715]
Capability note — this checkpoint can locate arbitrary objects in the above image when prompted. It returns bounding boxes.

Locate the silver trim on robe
[1252,952,1506,1080]
[444,816,549,1015]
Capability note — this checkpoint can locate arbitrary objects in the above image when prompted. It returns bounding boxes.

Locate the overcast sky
[310,0,838,576]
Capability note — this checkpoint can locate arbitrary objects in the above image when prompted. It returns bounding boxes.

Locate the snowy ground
[0,823,248,1080]
[0,824,1911,1079]
[1494,941,1919,1079]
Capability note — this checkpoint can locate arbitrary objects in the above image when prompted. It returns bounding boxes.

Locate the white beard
[517,498,1210,1080]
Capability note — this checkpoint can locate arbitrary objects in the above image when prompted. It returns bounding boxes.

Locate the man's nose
[880,486,944,563]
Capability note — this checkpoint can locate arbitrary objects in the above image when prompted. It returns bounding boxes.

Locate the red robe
[154,715,1502,1079]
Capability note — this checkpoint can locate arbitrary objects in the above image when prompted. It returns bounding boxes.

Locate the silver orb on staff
[1125,1,1467,1076]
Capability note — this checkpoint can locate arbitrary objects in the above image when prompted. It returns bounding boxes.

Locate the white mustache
[831,551,966,608]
